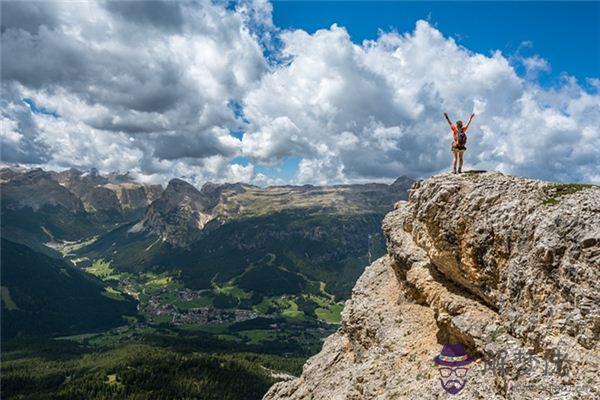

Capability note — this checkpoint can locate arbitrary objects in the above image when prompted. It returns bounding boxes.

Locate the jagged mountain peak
[165,177,200,193]
[200,181,251,193]
[390,175,415,188]
[136,178,218,247]
[160,178,212,209]
[18,167,53,181]
[105,171,134,184]
[0,167,85,214]
[0,167,163,244]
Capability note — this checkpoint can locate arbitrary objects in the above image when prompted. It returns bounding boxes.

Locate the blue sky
[273,1,600,88]
[259,1,600,181]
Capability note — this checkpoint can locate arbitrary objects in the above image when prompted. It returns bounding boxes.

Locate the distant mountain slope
[75,178,414,300]
[130,178,222,247]
[1,238,137,340]
[129,177,414,248]
[0,168,101,255]
[0,167,163,255]
[0,166,415,330]
[54,167,163,214]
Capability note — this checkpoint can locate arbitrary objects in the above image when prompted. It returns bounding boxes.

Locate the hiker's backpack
[457,127,467,147]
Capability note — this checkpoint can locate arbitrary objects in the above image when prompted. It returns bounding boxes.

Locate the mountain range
[3,168,596,400]
[0,166,414,340]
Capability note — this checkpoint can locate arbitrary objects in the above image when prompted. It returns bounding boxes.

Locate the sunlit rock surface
[264,172,599,400]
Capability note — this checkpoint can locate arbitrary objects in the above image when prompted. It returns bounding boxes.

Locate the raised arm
[465,113,475,130]
[443,112,453,127]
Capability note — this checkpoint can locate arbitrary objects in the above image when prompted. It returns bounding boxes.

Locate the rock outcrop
[54,167,162,212]
[264,172,599,399]
[0,168,85,212]
[102,182,163,211]
[134,177,415,248]
[131,178,221,247]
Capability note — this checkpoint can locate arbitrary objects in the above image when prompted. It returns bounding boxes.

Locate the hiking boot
[458,168,462,174]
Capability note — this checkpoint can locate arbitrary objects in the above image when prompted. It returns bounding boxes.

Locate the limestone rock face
[264,172,599,400]
[135,178,220,247]
[55,167,163,212]
[136,177,415,248]
[103,182,163,211]
[0,168,85,212]
[82,186,121,212]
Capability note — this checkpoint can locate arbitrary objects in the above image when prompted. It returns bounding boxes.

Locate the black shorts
[452,144,466,152]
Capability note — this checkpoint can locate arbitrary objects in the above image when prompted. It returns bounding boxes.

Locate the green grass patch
[543,183,598,205]
[152,314,172,324]
[174,296,213,309]
[142,273,183,295]
[105,373,123,387]
[1,286,19,310]
[101,286,126,301]
[54,332,99,343]
[146,275,174,288]
[86,258,121,280]
[253,297,276,314]
[59,236,98,257]
[309,294,329,308]
[276,298,303,319]
[219,285,251,300]
[216,334,241,342]
[315,303,343,324]
[237,330,278,345]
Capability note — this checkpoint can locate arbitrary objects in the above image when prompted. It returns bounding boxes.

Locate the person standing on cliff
[444,112,475,174]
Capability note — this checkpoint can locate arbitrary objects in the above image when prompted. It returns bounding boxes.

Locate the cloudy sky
[1,0,599,187]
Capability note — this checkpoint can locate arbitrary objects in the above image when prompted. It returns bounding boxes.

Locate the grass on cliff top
[543,183,598,205]
[461,170,487,175]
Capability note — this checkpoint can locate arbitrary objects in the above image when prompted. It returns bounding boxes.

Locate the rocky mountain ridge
[1,166,415,249]
[128,178,223,247]
[0,167,165,252]
[131,176,415,248]
[265,172,599,399]
[53,167,163,212]
[0,167,162,214]
[0,168,86,213]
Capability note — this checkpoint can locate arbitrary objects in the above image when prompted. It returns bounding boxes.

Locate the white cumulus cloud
[1,2,598,186]
[242,20,599,184]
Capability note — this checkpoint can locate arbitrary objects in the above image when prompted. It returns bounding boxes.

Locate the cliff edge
[264,172,599,399]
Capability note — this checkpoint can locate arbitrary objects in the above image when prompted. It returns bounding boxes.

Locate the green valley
[0,167,413,400]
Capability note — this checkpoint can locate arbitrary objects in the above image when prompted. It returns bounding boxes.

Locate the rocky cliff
[264,172,599,400]
[54,167,162,212]
[132,177,415,248]
[1,166,162,214]
[130,178,221,247]
[0,168,85,212]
